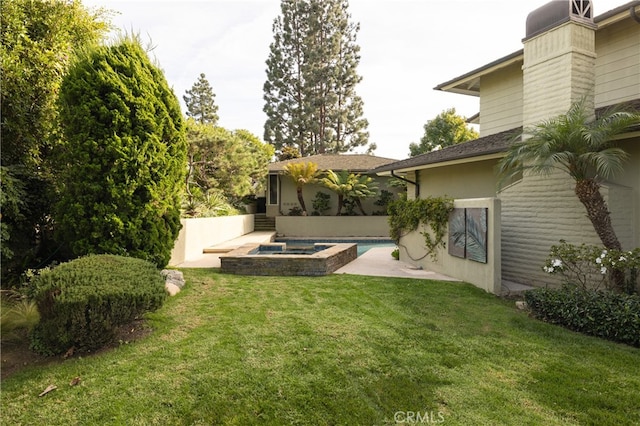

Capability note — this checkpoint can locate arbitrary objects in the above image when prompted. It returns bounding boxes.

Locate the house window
[268,174,278,205]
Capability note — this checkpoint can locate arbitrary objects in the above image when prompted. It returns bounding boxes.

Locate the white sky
[83,0,625,160]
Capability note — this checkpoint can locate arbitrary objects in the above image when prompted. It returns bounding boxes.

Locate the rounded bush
[29,255,167,355]
[524,286,640,347]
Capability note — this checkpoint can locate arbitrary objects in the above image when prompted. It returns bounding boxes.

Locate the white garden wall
[169,215,254,265]
[276,216,390,238]
[399,198,502,294]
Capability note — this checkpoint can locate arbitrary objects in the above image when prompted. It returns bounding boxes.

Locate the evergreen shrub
[524,286,640,347]
[56,37,187,268]
[29,255,167,355]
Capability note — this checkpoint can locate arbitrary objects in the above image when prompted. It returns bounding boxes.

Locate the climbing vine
[387,196,454,260]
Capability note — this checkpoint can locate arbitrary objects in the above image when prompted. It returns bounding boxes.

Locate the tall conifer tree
[56,37,187,267]
[263,0,369,157]
[184,73,219,125]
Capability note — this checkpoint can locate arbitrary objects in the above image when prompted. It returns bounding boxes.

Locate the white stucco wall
[269,175,403,217]
[399,198,502,294]
[169,215,254,265]
[276,216,390,238]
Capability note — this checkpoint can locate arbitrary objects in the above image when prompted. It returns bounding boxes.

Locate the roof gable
[268,154,398,173]
[372,98,640,174]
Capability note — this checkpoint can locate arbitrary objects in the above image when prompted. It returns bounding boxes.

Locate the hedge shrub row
[29,255,167,355]
[524,286,640,347]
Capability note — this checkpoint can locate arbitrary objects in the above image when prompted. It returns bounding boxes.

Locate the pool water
[275,239,396,257]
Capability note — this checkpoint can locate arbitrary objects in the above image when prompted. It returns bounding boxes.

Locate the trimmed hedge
[29,255,167,355]
[524,286,640,347]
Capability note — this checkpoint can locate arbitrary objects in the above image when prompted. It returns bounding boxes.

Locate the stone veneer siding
[220,243,357,276]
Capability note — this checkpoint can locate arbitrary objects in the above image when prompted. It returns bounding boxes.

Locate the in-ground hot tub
[220,242,357,276]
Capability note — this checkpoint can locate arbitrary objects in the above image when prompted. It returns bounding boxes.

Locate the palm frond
[498,98,637,186]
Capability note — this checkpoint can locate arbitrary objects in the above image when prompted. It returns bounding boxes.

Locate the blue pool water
[275,238,396,257]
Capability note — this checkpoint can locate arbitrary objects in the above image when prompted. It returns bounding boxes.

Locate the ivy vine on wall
[387,196,454,261]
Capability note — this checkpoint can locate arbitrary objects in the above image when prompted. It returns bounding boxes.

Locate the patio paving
[174,231,534,295]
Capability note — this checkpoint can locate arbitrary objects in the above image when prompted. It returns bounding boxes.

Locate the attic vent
[526,0,594,39]
[571,0,592,19]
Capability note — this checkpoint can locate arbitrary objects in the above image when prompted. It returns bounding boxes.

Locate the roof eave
[433,50,524,95]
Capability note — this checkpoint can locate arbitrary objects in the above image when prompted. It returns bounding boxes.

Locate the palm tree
[321,170,378,215]
[498,99,639,251]
[283,162,320,215]
[348,174,379,216]
[320,170,352,215]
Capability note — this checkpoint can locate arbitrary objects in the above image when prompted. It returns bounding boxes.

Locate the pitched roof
[371,98,640,174]
[434,1,640,97]
[370,127,521,174]
[268,154,399,173]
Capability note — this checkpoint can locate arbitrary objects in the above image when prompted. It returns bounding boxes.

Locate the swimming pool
[275,238,396,257]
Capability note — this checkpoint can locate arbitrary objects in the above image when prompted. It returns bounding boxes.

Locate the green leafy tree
[283,162,320,214]
[263,0,369,157]
[183,73,219,125]
[0,0,109,283]
[185,122,273,213]
[498,99,639,291]
[409,108,479,156]
[56,37,187,267]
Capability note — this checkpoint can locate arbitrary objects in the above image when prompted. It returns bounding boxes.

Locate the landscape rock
[165,282,181,296]
[161,269,185,288]
[161,269,185,296]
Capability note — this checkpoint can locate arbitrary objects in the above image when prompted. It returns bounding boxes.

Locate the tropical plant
[321,170,378,215]
[320,170,349,215]
[283,162,320,214]
[498,99,640,252]
[347,174,379,215]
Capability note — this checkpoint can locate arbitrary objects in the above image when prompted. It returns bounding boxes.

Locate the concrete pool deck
[174,231,457,280]
[173,231,533,294]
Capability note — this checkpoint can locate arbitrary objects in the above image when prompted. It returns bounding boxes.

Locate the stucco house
[266,154,401,217]
[372,0,640,291]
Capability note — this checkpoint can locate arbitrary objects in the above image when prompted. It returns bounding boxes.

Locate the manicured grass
[2,270,639,425]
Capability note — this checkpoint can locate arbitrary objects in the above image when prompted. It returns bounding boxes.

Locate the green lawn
[2,270,639,425]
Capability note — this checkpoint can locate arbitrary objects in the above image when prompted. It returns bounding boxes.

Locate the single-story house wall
[267,154,402,217]
[372,0,640,289]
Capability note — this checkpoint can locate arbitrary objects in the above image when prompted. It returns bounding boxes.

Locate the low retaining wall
[169,215,254,265]
[399,198,501,294]
[221,243,357,276]
[276,216,390,237]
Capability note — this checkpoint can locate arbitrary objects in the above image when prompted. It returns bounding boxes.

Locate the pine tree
[184,73,219,125]
[263,0,369,157]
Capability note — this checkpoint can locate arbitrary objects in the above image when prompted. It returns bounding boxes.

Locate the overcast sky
[83,0,625,160]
